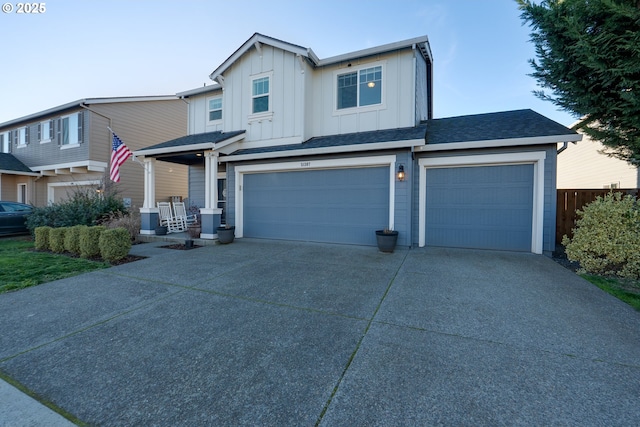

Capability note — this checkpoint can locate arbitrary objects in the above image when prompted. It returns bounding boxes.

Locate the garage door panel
[426,164,534,251]
[243,167,389,245]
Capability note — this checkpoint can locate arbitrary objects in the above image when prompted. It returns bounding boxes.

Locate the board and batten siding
[308,49,417,138]
[187,89,224,135]
[219,44,305,148]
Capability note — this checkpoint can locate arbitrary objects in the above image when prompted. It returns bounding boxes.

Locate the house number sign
[300,162,311,167]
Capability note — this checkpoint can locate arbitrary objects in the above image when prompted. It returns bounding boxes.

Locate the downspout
[557,141,568,154]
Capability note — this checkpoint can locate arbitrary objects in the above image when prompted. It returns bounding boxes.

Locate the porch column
[139,157,159,235]
[200,151,222,239]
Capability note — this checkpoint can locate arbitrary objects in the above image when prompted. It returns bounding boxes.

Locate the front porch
[137,231,219,246]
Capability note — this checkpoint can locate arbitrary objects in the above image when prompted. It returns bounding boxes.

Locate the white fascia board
[0,169,39,176]
[210,33,309,81]
[0,100,84,128]
[30,160,107,172]
[83,96,178,104]
[210,133,246,151]
[415,133,582,152]
[318,35,429,66]
[176,85,222,98]
[220,138,422,163]
[133,142,216,157]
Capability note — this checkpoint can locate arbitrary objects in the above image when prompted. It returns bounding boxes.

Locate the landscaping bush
[80,226,106,259]
[34,226,52,251]
[99,227,132,262]
[102,210,140,242]
[49,227,67,253]
[563,192,640,279]
[26,189,127,233]
[64,225,86,256]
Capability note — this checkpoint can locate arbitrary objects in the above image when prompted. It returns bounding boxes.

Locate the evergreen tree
[518,0,640,165]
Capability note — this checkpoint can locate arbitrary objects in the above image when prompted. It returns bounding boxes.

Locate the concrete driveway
[1,239,639,426]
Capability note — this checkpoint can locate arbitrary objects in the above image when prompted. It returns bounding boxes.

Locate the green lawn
[581,274,640,311]
[0,238,110,294]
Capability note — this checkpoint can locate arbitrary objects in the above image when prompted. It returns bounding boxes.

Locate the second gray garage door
[425,164,534,251]
[243,167,389,245]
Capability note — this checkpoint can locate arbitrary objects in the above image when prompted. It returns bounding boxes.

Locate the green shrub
[64,225,86,255]
[34,226,52,251]
[563,192,640,279]
[99,228,132,262]
[49,228,67,253]
[80,226,106,259]
[26,188,127,233]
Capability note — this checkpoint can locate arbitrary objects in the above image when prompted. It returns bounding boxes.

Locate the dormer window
[336,65,383,110]
[208,97,222,122]
[252,75,270,114]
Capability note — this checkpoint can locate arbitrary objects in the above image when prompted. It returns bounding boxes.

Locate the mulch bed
[159,244,202,250]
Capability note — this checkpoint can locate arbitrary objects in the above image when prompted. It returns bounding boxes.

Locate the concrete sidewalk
[1,240,639,426]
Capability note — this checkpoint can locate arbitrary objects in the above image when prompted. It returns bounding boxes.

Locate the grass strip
[581,274,640,311]
[0,239,109,294]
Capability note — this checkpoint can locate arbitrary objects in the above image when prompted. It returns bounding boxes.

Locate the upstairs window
[17,127,28,146]
[252,76,270,114]
[337,65,383,110]
[39,120,53,143]
[58,112,83,146]
[208,97,222,122]
[0,131,10,153]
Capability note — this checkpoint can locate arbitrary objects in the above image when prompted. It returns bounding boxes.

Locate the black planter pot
[216,226,235,244]
[185,239,194,249]
[375,230,398,253]
[155,226,168,236]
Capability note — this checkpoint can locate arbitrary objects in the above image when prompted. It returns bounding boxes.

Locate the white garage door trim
[418,151,546,254]
[234,155,397,238]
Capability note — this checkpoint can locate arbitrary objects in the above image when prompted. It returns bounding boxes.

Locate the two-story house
[135,33,581,254]
[0,96,188,209]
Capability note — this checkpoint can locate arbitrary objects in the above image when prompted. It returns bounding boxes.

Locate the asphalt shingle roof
[138,130,246,152]
[0,153,33,173]
[231,125,428,156]
[425,109,576,144]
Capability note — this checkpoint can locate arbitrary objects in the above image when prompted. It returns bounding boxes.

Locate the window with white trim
[58,112,83,146]
[337,65,382,110]
[251,76,270,114]
[39,120,53,143]
[0,131,10,153]
[17,127,28,146]
[208,96,222,122]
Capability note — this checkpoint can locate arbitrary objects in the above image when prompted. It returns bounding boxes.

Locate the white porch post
[200,151,222,239]
[143,157,156,208]
[139,157,158,235]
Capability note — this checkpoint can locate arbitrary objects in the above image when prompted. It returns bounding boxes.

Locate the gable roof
[209,33,318,83]
[133,130,246,157]
[0,153,38,175]
[208,33,431,84]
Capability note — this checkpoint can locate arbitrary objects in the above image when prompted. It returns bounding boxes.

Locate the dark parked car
[0,201,33,236]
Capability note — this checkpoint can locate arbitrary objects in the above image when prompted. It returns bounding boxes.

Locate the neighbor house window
[208,97,222,122]
[17,127,28,146]
[337,65,382,110]
[0,131,10,153]
[59,112,83,146]
[39,120,53,143]
[252,76,270,114]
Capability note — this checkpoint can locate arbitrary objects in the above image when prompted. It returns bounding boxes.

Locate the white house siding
[308,49,417,137]
[556,133,639,189]
[415,53,429,122]
[187,90,224,135]
[220,44,305,149]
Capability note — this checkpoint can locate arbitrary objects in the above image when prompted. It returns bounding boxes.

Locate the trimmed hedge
[563,192,640,279]
[99,228,131,262]
[34,226,52,251]
[49,228,67,253]
[80,226,106,259]
[64,225,86,256]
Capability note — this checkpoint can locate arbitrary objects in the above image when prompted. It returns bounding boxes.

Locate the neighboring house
[557,131,639,189]
[0,97,188,209]
[134,33,580,254]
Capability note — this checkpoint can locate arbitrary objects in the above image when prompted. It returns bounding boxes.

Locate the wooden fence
[556,189,640,243]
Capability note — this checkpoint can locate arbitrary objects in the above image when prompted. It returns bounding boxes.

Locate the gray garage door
[425,164,534,251]
[243,167,389,245]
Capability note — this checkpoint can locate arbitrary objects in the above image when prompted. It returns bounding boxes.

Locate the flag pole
[107,126,147,170]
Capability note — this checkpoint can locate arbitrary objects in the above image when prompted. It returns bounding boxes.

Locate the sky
[0,0,577,127]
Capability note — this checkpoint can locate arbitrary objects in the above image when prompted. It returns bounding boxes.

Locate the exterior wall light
[397,164,405,181]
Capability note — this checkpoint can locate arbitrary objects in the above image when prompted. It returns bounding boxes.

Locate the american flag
[110,132,132,182]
